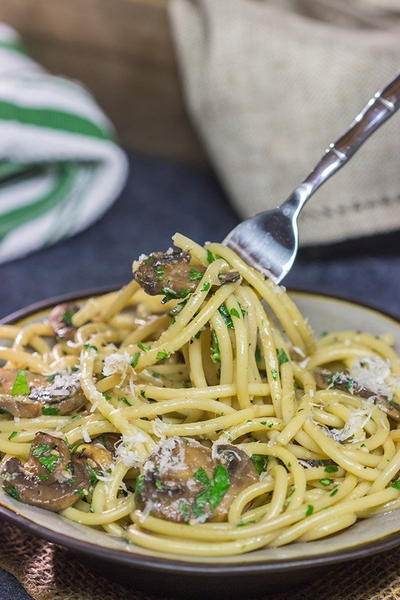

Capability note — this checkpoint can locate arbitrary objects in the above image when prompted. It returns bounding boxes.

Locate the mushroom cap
[0,432,89,512]
[48,302,79,340]
[136,437,258,523]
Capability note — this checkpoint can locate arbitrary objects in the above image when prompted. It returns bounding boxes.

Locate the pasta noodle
[0,234,399,558]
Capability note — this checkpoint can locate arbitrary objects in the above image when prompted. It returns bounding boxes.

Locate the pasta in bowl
[0,233,400,570]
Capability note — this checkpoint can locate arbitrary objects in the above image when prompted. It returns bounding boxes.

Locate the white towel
[0,23,128,263]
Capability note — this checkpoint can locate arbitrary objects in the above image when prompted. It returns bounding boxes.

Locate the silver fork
[224,72,400,283]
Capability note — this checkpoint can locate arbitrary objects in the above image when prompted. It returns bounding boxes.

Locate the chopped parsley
[306,504,314,516]
[391,480,400,490]
[201,282,210,292]
[271,369,278,381]
[155,265,165,281]
[193,467,210,486]
[32,444,51,457]
[277,348,289,365]
[319,478,332,487]
[38,474,49,481]
[120,397,132,406]
[218,304,234,329]
[38,454,60,472]
[251,454,268,475]
[324,465,339,473]
[3,484,21,501]
[83,344,97,351]
[135,475,145,497]
[88,467,101,485]
[229,308,241,319]
[130,352,141,368]
[11,371,30,396]
[7,431,18,441]
[178,500,191,519]
[42,406,60,415]
[46,373,58,383]
[161,287,191,304]
[330,487,339,497]
[210,331,221,364]
[156,350,171,361]
[62,309,78,326]
[138,342,152,352]
[206,249,216,264]
[155,480,165,491]
[189,268,203,282]
[144,256,155,265]
[103,392,112,401]
[192,464,230,517]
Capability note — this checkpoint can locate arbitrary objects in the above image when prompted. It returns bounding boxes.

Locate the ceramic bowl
[0,289,399,598]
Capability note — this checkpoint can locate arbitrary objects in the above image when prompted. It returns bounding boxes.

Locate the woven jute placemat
[1,519,400,600]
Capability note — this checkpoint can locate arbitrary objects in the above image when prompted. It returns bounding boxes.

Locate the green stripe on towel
[0,101,111,140]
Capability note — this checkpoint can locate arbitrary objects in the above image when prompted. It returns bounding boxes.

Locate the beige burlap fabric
[2,518,400,600]
[169,0,400,245]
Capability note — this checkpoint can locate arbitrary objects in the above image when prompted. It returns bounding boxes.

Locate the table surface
[1,151,399,599]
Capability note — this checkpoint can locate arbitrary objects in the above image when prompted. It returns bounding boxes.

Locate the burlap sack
[3,517,400,600]
[169,0,400,245]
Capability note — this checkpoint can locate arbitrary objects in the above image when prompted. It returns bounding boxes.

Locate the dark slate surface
[0,151,399,599]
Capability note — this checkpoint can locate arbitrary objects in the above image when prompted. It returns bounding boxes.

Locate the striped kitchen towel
[0,23,128,264]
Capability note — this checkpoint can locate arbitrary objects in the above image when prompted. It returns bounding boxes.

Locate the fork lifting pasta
[0,233,399,557]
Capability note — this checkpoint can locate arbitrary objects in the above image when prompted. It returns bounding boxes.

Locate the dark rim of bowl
[0,286,399,577]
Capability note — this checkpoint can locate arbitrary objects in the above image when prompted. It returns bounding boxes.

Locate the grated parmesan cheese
[325,405,372,443]
[102,352,131,378]
[350,356,394,398]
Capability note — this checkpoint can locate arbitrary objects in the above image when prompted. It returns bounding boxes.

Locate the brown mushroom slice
[133,250,205,297]
[92,433,121,455]
[74,443,114,471]
[210,445,258,522]
[0,432,89,511]
[135,437,258,523]
[314,368,400,422]
[48,302,79,340]
[0,368,86,418]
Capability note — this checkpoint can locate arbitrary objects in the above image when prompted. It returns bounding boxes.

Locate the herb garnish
[189,268,203,282]
[200,282,210,292]
[156,350,171,361]
[130,352,141,368]
[306,504,314,516]
[324,465,339,473]
[138,342,152,352]
[62,309,78,326]
[3,484,21,501]
[206,249,216,264]
[11,371,30,396]
[42,406,60,415]
[161,287,191,304]
[210,331,221,364]
[192,464,230,517]
[218,304,234,329]
[83,344,98,351]
[8,431,18,441]
[277,348,289,365]
[251,454,269,475]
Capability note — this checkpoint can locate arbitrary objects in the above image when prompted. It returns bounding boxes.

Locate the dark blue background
[0,152,399,599]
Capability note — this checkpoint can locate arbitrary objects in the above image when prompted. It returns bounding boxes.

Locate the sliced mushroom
[135,437,258,523]
[217,271,241,285]
[48,302,79,340]
[0,368,86,418]
[92,432,121,455]
[315,368,400,422]
[133,250,205,297]
[74,443,114,471]
[0,432,89,511]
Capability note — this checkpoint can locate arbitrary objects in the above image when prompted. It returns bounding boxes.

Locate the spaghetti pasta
[0,235,399,557]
